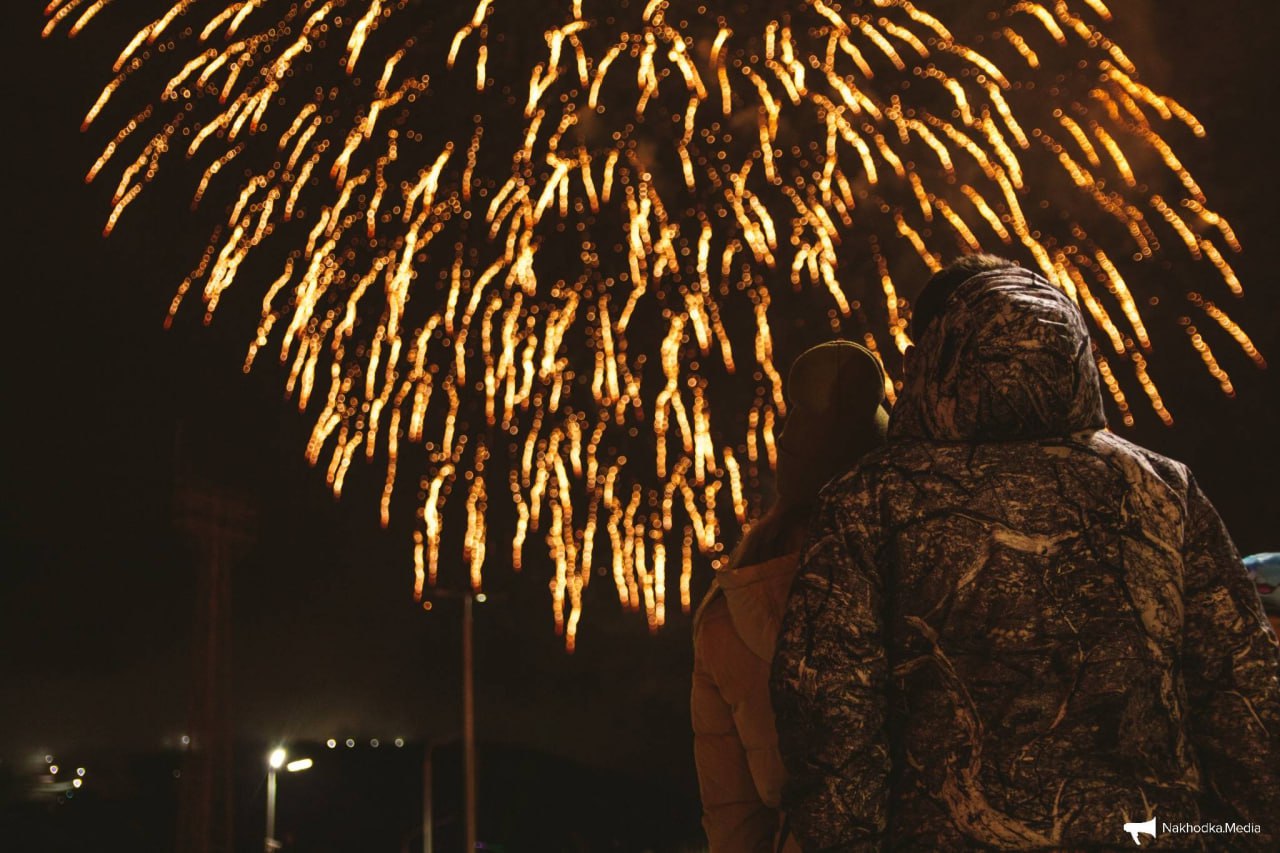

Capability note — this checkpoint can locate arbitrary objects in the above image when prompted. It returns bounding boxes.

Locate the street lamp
[265,747,311,851]
[421,588,485,853]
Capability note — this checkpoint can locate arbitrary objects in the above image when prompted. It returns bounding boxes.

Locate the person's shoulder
[818,440,937,497]
[692,589,745,664]
[1088,429,1193,491]
[692,585,732,638]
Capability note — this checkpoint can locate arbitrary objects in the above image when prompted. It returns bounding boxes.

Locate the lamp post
[422,588,486,851]
[462,592,476,853]
[265,748,284,852]
[422,741,433,853]
[265,747,312,851]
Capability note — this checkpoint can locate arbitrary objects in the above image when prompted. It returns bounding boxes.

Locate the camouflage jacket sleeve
[770,478,889,852]
[1180,474,1280,843]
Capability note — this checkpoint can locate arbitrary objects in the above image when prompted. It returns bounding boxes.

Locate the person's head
[891,258,1107,443]
[729,341,889,568]
[775,340,889,504]
[910,254,1020,341]
[1243,553,1280,635]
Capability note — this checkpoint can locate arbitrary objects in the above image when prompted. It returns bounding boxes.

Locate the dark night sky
[3,0,1278,799]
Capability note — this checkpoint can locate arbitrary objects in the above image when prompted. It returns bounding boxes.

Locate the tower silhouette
[174,423,256,853]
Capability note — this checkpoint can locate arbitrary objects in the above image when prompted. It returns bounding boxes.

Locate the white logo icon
[1123,816,1157,846]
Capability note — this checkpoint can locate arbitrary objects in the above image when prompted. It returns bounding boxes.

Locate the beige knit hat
[774,340,890,503]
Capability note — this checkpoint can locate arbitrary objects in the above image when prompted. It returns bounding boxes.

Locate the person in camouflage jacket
[770,257,1280,851]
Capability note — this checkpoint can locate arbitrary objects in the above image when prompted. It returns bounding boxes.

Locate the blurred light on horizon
[286,758,314,772]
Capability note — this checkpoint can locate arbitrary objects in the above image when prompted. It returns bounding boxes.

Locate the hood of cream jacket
[702,550,801,662]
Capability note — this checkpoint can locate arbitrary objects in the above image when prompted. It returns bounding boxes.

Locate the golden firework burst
[45,0,1260,648]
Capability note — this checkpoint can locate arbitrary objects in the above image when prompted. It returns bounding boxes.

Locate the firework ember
[45,0,1260,648]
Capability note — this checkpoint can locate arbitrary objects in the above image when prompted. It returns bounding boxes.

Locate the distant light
[422,601,433,611]
[476,593,488,603]
[49,765,59,775]
[268,748,286,769]
[394,738,405,748]
[44,755,53,764]
[72,779,83,789]
[76,768,85,777]
[180,735,190,746]
[370,738,380,748]
[326,739,337,749]
[285,758,313,773]
[345,738,355,748]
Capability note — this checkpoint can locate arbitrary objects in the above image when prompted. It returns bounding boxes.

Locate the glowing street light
[265,747,312,852]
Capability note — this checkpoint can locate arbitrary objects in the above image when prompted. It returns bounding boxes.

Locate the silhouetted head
[728,340,889,568]
[894,260,1107,442]
[775,340,889,504]
[909,253,1020,340]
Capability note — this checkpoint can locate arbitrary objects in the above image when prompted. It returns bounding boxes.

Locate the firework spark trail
[48,0,1259,646]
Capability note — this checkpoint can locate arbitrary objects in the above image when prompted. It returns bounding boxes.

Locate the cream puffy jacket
[692,551,803,853]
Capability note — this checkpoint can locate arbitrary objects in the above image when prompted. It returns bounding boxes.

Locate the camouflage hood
[890,267,1107,442]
